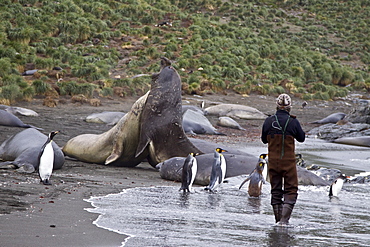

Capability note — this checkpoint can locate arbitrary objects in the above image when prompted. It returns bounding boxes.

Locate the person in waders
[261,94,305,226]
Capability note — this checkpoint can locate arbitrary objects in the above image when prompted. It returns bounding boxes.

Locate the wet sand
[0,92,356,246]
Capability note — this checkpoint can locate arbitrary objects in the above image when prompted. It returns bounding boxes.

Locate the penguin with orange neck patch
[239,154,268,197]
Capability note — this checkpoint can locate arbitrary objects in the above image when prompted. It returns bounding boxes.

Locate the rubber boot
[272,204,282,223]
[278,203,294,226]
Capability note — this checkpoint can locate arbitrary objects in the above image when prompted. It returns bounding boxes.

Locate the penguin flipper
[239,176,251,190]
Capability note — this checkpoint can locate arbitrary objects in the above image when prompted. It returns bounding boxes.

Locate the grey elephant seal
[156,152,259,186]
[310,112,346,124]
[333,136,370,147]
[63,58,201,167]
[85,111,126,125]
[204,103,266,120]
[182,110,224,135]
[217,116,246,130]
[0,109,42,130]
[0,105,39,116]
[157,150,330,186]
[0,129,65,173]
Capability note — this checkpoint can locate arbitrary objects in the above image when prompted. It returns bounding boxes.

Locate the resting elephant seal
[204,103,266,120]
[333,136,370,147]
[0,128,65,172]
[310,112,346,124]
[0,105,39,116]
[0,109,42,129]
[157,151,330,186]
[62,57,201,167]
[217,116,246,130]
[182,110,224,135]
[156,153,259,186]
[85,111,126,125]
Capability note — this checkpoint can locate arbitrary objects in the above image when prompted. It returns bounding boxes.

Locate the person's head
[276,93,291,112]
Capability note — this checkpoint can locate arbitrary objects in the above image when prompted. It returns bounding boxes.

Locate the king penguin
[205,147,227,192]
[38,131,59,185]
[179,153,198,192]
[329,174,347,197]
[239,154,268,197]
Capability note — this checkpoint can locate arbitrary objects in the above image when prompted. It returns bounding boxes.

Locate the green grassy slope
[0,0,369,104]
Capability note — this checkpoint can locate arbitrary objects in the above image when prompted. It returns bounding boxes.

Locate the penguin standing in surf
[179,153,198,193]
[38,131,59,185]
[239,154,268,197]
[329,174,347,197]
[205,148,227,192]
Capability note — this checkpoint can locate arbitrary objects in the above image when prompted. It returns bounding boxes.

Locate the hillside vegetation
[0,0,369,105]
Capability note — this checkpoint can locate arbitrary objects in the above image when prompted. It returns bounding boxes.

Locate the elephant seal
[134,58,201,165]
[217,116,246,130]
[309,112,346,124]
[156,152,259,186]
[62,57,201,167]
[182,104,205,115]
[204,103,266,120]
[182,110,224,135]
[85,111,126,125]
[333,136,370,147]
[0,105,39,116]
[296,166,330,186]
[0,109,42,129]
[157,151,330,186]
[0,129,65,173]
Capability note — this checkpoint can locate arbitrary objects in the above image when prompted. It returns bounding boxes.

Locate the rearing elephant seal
[62,57,201,167]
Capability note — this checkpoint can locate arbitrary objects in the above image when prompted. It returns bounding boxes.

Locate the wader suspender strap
[274,114,290,159]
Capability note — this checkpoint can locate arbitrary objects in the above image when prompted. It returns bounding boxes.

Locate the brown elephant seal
[62,57,201,167]
[333,136,370,147]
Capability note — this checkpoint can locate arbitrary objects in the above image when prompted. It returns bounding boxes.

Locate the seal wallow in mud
[309,112,346,124]
[0,109,42,129]
[333,136,370,147]
[62,58,201,167]
[0,128,65,173]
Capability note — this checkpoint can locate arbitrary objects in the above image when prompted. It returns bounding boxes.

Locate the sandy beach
[0,91,357,247]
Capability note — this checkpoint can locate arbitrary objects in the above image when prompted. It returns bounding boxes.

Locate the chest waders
[274,115,290,159]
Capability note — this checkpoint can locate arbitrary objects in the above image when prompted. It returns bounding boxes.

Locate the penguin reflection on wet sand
[329,174,347,197]
[38,131,59,185]
[179,153,198,193]
[239,154,268,197]
[205,148,227,192]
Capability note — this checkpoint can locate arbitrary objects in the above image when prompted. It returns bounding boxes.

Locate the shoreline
[0,92,364,247]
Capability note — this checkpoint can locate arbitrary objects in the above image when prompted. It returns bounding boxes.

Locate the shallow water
[86,177,370,247]
[86,138,370,247]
